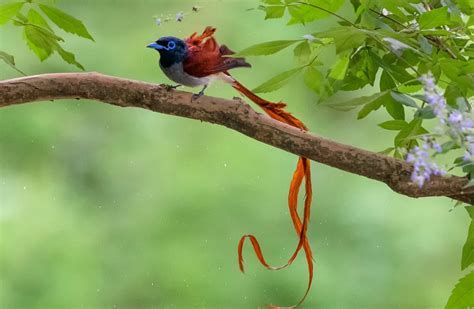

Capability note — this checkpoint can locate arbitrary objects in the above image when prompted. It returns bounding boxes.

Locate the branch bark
[1,72,473,204]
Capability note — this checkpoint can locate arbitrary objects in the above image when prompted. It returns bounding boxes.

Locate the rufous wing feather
[183,27,250,77]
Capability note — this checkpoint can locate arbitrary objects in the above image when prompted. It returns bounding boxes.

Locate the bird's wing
[183,27,250,78]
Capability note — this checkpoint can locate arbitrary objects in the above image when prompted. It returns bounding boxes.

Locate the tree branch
[1,72,473,204]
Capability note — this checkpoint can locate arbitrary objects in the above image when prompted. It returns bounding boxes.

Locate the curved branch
[1,72,473,204]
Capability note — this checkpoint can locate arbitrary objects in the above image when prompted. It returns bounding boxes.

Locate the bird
[147,27,314,309]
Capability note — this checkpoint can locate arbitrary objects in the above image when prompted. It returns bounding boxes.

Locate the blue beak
[147,42,163,50]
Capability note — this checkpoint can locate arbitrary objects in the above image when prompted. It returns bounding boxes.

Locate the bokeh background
[0,0,470,308]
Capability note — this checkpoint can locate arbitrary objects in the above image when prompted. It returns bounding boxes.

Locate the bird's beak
[147,42,163,50]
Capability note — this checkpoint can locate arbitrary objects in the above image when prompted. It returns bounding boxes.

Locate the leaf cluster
[244,0,474,162]
[0,0,94,72]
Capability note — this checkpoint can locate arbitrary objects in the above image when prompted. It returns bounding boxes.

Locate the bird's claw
[191,90,205,102]
[191,85,207,102]
[164,84,181,91]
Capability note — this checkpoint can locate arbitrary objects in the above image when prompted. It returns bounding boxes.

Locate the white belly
[160,62,210,87]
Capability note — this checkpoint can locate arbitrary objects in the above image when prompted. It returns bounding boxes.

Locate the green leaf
[330,91,388,108]
[38,4,94,41]
[341,48,378,90]
[253,66,304,93]
[23,31,51,61]
[357,97,384,119]
[293,41,311,64]
[314,27,367,54]
[384,95,405,120]
[287,0,344,25]
[415,106,436,119]
[0,2,23,25]
[455,0,474,15]
[0,50,25,75]
[439,141,458,154]
[27,8,51,30]
[418,7,449,29]
[463,164,474,175]
[391,91,419,108]
[264,5,286,19]
[445,83,464,107]
[379,147,395,155]
[329,54,350,80]
[394,118,427,147]
[0,51,15,66]
[462,206,474,270]
[56,45,84,70]
[378,120,408,130]
[418,35,432,55]
[237,40,300,56]
[23,24,59,61]
[304,66,322,93]
[445,270,474,309]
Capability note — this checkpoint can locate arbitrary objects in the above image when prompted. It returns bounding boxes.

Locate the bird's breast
[160,62,210,87]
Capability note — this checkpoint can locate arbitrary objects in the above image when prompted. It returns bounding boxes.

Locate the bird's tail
[230,77,314,309]
[231,79,307,130]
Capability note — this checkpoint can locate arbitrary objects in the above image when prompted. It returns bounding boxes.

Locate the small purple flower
[432,142,442,153]
[464,142,474,162]
[406,143,445,188]
[419,73,435,89]
[175,11,185,22]
[418,71,474,172]
[419,72,447,118]
[448,110,463,124]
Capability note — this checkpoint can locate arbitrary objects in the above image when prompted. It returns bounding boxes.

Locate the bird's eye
[167,41,176,50]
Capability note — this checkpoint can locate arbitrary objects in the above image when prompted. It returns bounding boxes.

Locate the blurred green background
[0,0,470,308]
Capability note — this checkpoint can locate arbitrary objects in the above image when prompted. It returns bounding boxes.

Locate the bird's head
[147,36,188,67]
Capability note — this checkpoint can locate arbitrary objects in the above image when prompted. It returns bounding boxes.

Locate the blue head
[147,37,188,68]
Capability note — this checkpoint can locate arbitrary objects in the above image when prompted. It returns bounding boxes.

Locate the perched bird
[147,27,314,309]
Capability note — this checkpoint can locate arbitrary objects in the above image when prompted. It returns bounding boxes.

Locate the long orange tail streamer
[231,78,314,308]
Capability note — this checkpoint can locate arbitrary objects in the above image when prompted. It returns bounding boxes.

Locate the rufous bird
[147,27,314,309]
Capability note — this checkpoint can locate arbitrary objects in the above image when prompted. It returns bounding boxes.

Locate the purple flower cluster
[405,72,474,187]
[464,136,474,162]
[153,7,200,27]
[419,73,447,118]
[406,142,445,188]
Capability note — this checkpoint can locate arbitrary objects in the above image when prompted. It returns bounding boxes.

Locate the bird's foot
[191,91,204,101]
[191,85,207,102]
[164,84,181,91]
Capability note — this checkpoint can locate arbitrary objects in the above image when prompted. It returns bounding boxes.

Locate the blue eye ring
[167,41,176,50]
